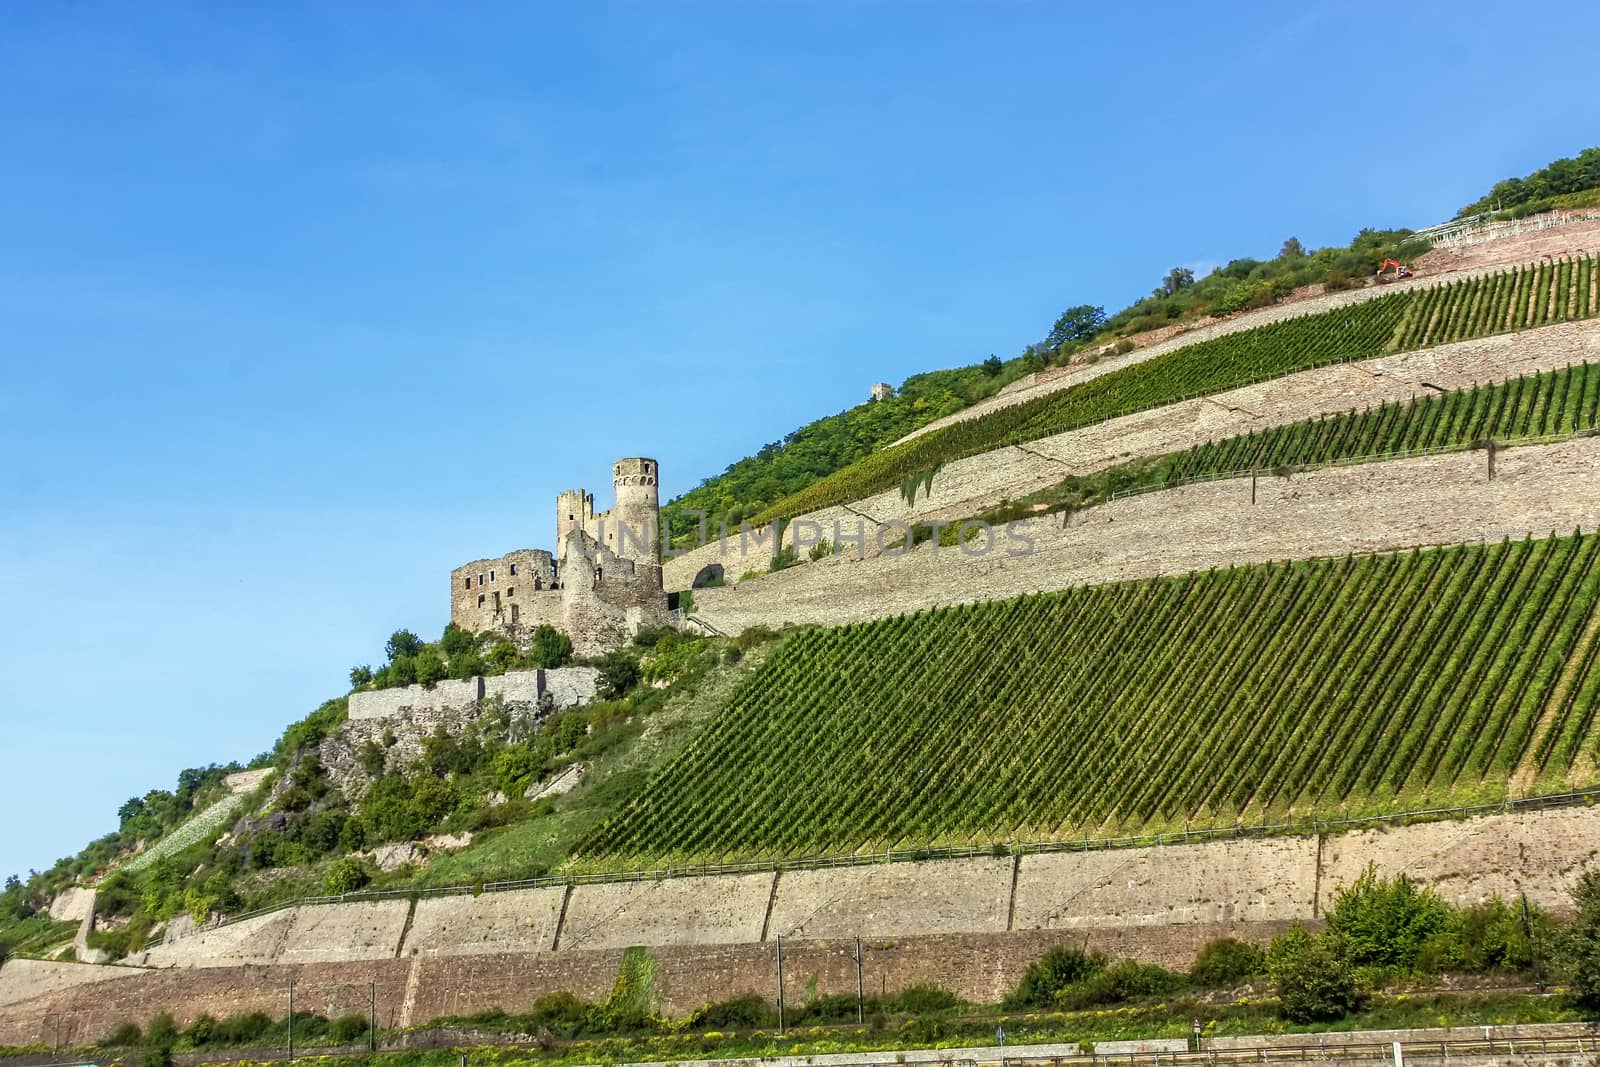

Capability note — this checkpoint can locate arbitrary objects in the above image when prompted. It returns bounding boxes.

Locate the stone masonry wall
[664,319,1600,592]
[9,805,1600,1041]
[689,434,1600,635]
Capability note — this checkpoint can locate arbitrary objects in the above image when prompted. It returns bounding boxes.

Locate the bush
[1565,868,1600,1006]
[889,983,959,1015]
[531,625,573,669]
[597,651,642,699]
[102,1021,143,1047]
[1269,927,1357,1023]
[690,992,773,1030]
[1190,937,1266,987]
[1324,865,1451,971]
[1057,958,1185,1009]
[328,1014,370,1044]
[145,1012,178,1048]
[211,1012,273,1045]
[324,857,373,894]
[1004,944,1108,1009]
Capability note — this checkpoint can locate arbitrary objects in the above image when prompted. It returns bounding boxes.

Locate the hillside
[584,531,1600,864]
[7,149,1600,974]
[660,150,1600,536]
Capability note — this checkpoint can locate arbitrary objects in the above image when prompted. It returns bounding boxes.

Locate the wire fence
[1105,424,1600,503]
[147,785,1600,951]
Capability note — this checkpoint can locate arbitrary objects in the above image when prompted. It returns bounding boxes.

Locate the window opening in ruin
[478,594,485,607]
[463,577,471,589]
[596,566,603,584]
[507,587,514,597]
[494,591,501,609]
[490,569,495,582]
[510,563,517,575]
[511,604,519,624]
[479,573,485,585]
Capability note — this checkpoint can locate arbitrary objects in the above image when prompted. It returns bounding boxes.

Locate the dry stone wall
[690,434,1600,635]
[664,320,1600,592]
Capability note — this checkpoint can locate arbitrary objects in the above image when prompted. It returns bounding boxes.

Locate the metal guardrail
[156,786,1600,946]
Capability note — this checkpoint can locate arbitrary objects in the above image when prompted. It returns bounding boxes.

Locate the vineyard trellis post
[287,977,295,1064]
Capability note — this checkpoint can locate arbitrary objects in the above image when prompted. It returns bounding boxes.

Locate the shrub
[439,623,476,656]
[889,983,959,1015]
[735,625,778,650]
[1190,937,1266,987]
[1058,958,1184,1009]
[181,1014,216,1047]
[690,992,773,1030]
[1565,868,1600,1006]
[211,1011,273,1045]
[324,857,373,894]
[1269,926,1357,1023]
[102,1021,143,1047]
[531,625,573,669]
[328,1014,370,1044]
[1004,944,1108,1009]
[1324,865,1451,971]
[597,651,642,699]
[146,1012,178,1048]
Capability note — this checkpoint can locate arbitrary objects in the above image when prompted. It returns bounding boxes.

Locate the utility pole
[854,936,864,1024]
[288,978,295,1064]
[774,934,787,1036]
[369,981,377,1052]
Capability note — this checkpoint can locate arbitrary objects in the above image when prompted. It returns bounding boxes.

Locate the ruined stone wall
[347,678,485,721]
[450,550,556,633]
[689,434,1600,634]
[663,320,1600,592]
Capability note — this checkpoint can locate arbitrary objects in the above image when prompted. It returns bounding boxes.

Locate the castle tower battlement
[606,457,659,564]
[452,458,669,656]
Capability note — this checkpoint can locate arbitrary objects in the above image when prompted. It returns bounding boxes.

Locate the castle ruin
[450,457,669,656]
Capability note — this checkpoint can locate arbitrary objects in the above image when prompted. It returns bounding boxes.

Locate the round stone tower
[610,457,660,563]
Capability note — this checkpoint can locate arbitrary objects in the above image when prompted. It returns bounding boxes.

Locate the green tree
[531,625,573,669]
[1564,868,1600,1006]
[1156,266,1195,297]
[598,651,641,699]
[1268,926,1356,1023]
[385,629,424,662]
[1190,937,1265,987]
[348,664,373,688]
[324,857,373,895]
[1324,865,1450,971]
[439,623,476,656]
[1279,236,1306,259]
[1047,305,1106,347]
[414,646,447,687]
[981,355,1003,376]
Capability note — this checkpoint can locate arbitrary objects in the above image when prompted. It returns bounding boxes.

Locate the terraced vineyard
[753,256,1600,525]
[1166,360,1600,481]
[583,532,1600,863]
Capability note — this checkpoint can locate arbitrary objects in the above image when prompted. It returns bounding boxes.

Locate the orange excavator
[1376,258,1415,282]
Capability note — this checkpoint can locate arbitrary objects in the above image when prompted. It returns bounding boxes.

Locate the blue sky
[2,1,1597,880]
